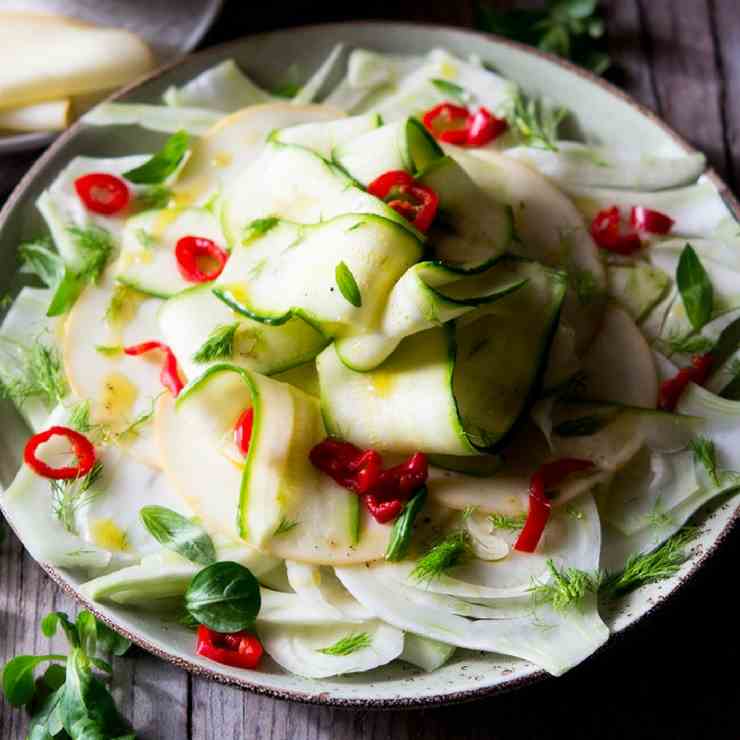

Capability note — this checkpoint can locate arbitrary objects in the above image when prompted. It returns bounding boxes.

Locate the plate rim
[1,19,739,709]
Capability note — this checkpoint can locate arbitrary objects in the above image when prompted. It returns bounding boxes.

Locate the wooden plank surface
[2,1,740,737]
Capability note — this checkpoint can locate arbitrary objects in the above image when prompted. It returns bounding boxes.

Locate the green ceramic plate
[1,22,739,708]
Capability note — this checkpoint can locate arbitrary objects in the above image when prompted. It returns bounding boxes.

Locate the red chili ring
[24,426,96,480]
[175,236,228,283]
[74,173,130,215]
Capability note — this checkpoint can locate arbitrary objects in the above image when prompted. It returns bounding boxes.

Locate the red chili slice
[309,440,428,523]
[630,206,675,235]
[465,106,508,147]
[74,173,130,215]
[658,353,714,412]
[590,206,642,254]
[514,458,595,553]
[196,625,263,669]
[24,426,96,480]
[234,407,254,456]
[422,102,470,145]
[124,341,184,396]
[422,102,507,147]
[175,236,228,283]
[309,439,382,495]
[367,170,439,233]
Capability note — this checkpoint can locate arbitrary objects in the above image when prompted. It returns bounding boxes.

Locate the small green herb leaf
[385,486,427,562]
[140,505,217,566]
[242,216,280,244]
[690,436,720,487]
[318,632,372,656]
[488,511,527,531]
[677,243,714,330]
[660,332,715,356]
[193,322,239,363]
[185,561,261,632]
[123,130,190,184]
[709,315,740,368]
[50,462,104,535]
[335,261,362,308]
[431,78,469,104]
[410,531,470,583]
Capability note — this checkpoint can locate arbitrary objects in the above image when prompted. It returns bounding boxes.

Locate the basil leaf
[2,655,64,706]
[185,561,261,632]
[41,611,79,648]
[710,315,740,368]
[140,505,217,566]
[677,243,714,330]
[94,621,131,657]
[27,684,65,740]
[75,611,98,658]
[59,648,133,739]
[335,261,362,307]
[19,239,84,317]
[123,130,190,184]
[385,486,428,562]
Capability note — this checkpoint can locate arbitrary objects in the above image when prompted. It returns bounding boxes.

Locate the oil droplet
[211,151,233,168]
[90,518,128,552]
[369,370,394,398]
[98,372,139,425]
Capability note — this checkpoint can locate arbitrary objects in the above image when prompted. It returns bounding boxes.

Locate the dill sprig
[66,226,114,283]
[69,400,93,433]
[488,512,527,532]
[274,518,299,536]
[193,323,239,363]
[410,531,471,584]
[118,394,162,440]
[318,632,371,656]
[530,559,601,611]
[50,462,104,534]
[600,527,699,599]
[506,91,567,152]
[690,436,720,487]
[0,339,67,409]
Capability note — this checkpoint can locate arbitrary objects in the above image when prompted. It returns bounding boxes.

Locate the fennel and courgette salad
[2,46,740,680]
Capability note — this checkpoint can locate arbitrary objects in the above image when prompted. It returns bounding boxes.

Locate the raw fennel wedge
[2,44,739,686]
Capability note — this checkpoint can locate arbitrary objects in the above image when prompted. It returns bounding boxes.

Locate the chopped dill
[192,323,239,363]
[410,531,470,584]
[488,512,527,532]
[50,462,104,534]
[274,518,299,536]
[569,268,602,306]
[66,225,114,283]
[690,436,720,487]
[530,559,601,611]
[135,228,158,249]
[0,339,67,409]
[317,632,371,656]
[506,91,567,152]
[95,344,123,357]
[461,505,478,521]
[600,527,699,599]
[68,400,93,433]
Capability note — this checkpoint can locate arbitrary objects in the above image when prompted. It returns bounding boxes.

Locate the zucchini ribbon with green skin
[320,259,568,456]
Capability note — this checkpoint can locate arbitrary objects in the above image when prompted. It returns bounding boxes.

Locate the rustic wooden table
[2,1,739,737]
